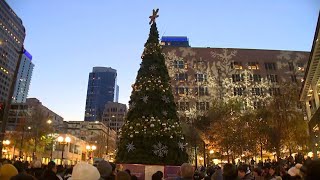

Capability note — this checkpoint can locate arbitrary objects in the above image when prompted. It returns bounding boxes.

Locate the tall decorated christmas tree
[116,9,188,165]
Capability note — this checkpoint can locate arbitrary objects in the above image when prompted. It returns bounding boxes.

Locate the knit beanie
[97,160,112,178]
[0,164,19,180]
[70,162,100,180]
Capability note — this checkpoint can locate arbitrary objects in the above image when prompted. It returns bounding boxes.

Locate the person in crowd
[250,158,255,167]
[40,161,60,180]
[116,171,131,180]
[252,168,263,180]
[63,167,73,180]
[261,164,271,180]
[131,175,138,180]
[211,166,222,180]
[179,163,194,180]
[124,169,131,176]
[97,160,112,180]
[237,164,254,180]
[109,162,116,180]
[0,163,18,180]
[268,166,277,179]
[288,163,303,180]
[304,159,320,180]
[279,167,290,180]
[204,166,215,180]
[222,163,238,180]
[31,160,43,180]
[10,173,36,180]
[152,171,163,180]
[70,162,100,180]
[56,165,65,180]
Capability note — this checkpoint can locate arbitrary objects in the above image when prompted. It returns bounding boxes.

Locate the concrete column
[313,84,320,109]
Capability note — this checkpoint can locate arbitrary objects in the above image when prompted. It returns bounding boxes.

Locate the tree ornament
[141,95,149,103]
[129,126,133,129]
[178,142,187,151]
[126,142,136,152]
[130,102,136,109]
[130,134,133,138]
[150,124,155,127]
[162,111,168,116]
[161,95,170,103]
[149,65,157,71]
[152,142,168,157]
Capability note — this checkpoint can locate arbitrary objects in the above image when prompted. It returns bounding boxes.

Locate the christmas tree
[116,9,188,165]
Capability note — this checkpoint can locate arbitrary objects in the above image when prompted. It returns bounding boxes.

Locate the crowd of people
[0,157,319,180]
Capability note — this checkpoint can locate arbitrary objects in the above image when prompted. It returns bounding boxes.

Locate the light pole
[57,136,71,165]
[86,145,96,163]
[106,115,115,159]
[0,39,24,159]
[46,119,54,160]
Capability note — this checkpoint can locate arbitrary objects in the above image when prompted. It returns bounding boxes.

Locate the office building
[84,67,118,121]
[63,121,117,161]
[161,36,190,47]
[300,13,320,158]
[7,98,64,131]
[102,102,127,132]
[0,1,26,102]
[162,43,309,119]
[12,49,34,103]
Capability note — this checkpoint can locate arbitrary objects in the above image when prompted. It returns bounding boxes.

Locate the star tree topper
[149,8,159,25]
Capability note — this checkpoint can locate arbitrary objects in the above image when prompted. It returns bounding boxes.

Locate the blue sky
[6,0,320,121]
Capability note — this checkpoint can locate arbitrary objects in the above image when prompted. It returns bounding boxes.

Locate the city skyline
[6,0,320,121]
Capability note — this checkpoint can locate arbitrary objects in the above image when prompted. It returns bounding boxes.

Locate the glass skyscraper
[84,67,118,121]
[12,49,34,103]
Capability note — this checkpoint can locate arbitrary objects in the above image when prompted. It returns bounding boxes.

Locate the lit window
[231,62,243,70]
[195,73,207,82]
[248,62,259,70]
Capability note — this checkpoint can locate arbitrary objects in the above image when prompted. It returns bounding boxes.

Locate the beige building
[102,102,127,132]
[300,13,320,158]
[63,121,117,161]
[162,45,309,121]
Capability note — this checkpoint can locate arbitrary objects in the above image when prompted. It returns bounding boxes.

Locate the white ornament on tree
[162,111,168,116]
[161,95,170,103]
[153,142,168,157]
[149,65,157,71]
[178,142,187,151]
[130,102,136,109]
[126,142,136,152]
[141,95,149,103]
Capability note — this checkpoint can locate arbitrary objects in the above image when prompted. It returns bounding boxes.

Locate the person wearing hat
[97,160,112,180]
[70,162,100,180]
[0,163,18,180]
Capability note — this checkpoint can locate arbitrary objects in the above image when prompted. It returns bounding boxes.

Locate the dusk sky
[6,0,320,121]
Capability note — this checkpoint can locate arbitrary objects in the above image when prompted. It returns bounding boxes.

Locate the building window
[252,88,263,96]
[196,102,210,111]
[178,102,190,111]
[267,74,278,83]
[195,73,207,82]
[291,75,297,83]
[250,74,261,82]
[288,62,294,71]
[268,88,280,96]
[175,73,188,81]
[232,74,243,82]
[174,60,186,69]
[175,87,189,95]
[264,63,276,70]
[234,87,245,96]
[248,62,259,70]
[231,62,243,70]
[194,86,209,96]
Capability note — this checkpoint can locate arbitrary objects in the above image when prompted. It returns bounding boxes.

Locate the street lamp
[210,150,214,154]
[57,136,71,165]
[47,119,52,124]
[86,145,96,163]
